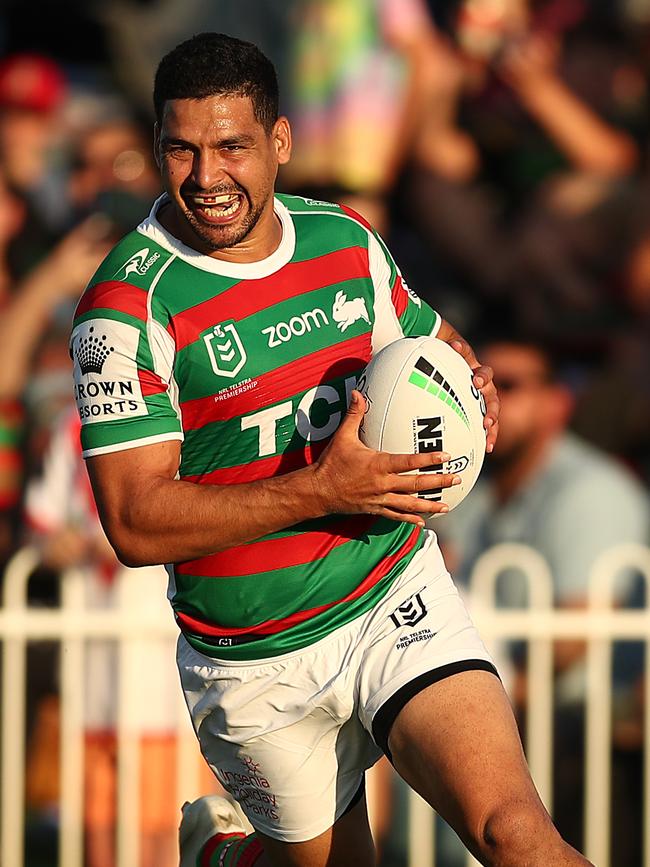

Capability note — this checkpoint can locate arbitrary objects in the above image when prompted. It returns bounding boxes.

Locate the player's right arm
[87,390,457,567]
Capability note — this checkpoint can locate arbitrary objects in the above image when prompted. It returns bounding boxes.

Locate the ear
[153,123,161,170]
[273,116,292,165]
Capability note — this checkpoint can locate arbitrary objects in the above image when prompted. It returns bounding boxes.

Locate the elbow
[113,546,152,570]
[109,534,155,569]
[102,513,162,569]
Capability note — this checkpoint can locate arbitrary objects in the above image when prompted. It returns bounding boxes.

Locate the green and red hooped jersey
[70,193,441,660]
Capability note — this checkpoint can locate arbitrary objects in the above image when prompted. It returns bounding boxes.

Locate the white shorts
[177,531,496,843]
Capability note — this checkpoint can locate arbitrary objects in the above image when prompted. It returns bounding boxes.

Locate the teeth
[194,194,239,205]
[203,199,240,218]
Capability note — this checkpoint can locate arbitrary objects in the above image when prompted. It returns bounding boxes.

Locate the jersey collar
[136,193,296,278]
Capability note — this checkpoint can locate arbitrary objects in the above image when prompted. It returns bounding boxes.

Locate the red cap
[0,54,66,113]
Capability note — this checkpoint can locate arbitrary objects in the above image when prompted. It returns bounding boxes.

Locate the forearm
[88,392,460,567]
[0,264,62,399]
[515,76,637,176]
[90,461,325,567]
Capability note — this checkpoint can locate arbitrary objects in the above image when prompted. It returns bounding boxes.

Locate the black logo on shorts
[389,592,427,628]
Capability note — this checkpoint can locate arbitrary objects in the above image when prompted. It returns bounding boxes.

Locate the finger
[449,338,477,367]
[389,472,461,493]
[378,495,451,518]
[481,382,500,452]
[486,419,499,454]
[375,504,446,526]
[483,387,500,424]
[382,451,450,474]
[471,363,493,390]
[375,508,428,527]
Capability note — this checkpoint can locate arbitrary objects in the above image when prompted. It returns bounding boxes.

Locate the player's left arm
[367,226,499,453]
[436,318,499,454]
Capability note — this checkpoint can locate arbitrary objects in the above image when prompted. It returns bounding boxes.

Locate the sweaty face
[156,95,290,260]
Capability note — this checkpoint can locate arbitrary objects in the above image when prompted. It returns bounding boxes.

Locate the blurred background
[0,1,649,866]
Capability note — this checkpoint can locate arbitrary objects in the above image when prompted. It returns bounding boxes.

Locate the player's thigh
[387,669,546,844]
[255,792,375,867]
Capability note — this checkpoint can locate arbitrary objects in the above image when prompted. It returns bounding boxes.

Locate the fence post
[59,568,86,867]
[585,544,650,867]
[407,788,435,867]
[470,544,554,812]
[1,548,39,867]
[116,567,142,867]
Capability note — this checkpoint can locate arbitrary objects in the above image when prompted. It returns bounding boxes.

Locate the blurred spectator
[0,166,28,561]
[422,0,639,186]
[438,336,650,864]
[0,53,69,272]
[283,0,436,232]
[0,165,26,304]
[0,105,159,568]
[0,218,113,404]
[0,53,66,192]
[571,210,650,485]
[99,0,295,120]
[398,0,643,331]
[68,117,161,222]
[0,219,111,568]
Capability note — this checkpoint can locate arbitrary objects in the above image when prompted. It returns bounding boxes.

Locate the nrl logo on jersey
[118,247,161,279]
[203,321,247,378]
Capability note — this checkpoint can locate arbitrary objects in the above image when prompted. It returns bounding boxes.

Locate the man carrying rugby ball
[70,32,591,867]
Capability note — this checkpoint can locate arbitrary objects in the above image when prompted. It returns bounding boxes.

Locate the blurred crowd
[0,1,649,866]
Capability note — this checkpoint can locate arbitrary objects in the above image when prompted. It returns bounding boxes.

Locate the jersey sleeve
[70,280,183,458]
[367,229,441,355]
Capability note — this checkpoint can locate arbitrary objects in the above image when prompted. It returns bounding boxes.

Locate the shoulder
[276,193,374,247]
[90,227,174,291]
[545,434,650,530]
[555,435,646,500]
[73,228,176,325]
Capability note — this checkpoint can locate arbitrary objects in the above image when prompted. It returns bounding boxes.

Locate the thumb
[342,389,367,432]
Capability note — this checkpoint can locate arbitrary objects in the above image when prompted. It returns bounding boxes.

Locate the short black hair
[153,32,279,132]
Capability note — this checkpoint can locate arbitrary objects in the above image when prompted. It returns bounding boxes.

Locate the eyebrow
[160,133,257,148]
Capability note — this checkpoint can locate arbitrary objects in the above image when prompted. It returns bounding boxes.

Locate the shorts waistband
[177,619,270,648]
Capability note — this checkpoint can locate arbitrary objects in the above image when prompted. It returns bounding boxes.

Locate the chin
[185,205,262,252]
[184,215,247,251]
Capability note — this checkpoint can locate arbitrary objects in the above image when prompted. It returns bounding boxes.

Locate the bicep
[86,439,181,537]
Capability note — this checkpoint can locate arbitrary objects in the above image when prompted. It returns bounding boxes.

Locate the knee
[477,798,560,865]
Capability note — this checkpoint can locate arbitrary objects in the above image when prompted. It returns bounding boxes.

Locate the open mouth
[190,193,244,223]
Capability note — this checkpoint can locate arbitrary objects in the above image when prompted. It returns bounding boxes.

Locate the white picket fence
[1,543,649,867]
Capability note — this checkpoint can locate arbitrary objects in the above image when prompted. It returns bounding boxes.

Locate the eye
[165,144,192,157]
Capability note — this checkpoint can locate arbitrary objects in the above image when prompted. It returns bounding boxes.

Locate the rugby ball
[357,336,486,516]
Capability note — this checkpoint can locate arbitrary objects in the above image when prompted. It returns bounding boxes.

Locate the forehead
[159,94,264,139]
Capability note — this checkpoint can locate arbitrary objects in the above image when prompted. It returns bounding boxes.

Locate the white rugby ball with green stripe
[357,336,486,515]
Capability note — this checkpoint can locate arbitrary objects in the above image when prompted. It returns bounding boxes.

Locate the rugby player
[70,32,592,867]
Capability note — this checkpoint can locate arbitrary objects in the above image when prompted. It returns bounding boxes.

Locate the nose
[192,148,229,191]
